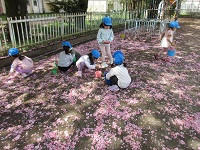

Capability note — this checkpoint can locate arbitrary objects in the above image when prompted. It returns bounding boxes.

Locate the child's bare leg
[100,45,106,63]
[105,45,112,63]
[155,47,168,60]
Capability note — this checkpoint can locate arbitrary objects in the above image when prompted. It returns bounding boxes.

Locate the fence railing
[124,19,170,41]
[0,12,130,56]
[0,9,199,56]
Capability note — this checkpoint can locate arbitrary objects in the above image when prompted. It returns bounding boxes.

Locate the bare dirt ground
[0,18,199,150]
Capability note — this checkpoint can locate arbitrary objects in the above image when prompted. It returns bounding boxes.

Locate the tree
[52,0,88,13]
[5,0,28,42]
[5,0,28,19]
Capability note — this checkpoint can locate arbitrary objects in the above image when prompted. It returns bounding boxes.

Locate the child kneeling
[8,48,34,78]
[57,41,81,72]
[75,49,100,77]
[105,51,131,91]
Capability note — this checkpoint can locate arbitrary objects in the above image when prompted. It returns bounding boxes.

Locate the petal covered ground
[0,18,200,150]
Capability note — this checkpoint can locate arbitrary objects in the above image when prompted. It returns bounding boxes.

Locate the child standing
[105,50,131,91]
[7,48,34,78]
[75,49,100,77]
[155,21,180,61]
[57,41,80,72]
[97,16,114,68]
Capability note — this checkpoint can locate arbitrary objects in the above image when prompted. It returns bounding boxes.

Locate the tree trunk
[5,0,28,42]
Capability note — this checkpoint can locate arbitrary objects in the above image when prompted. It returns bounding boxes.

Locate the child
[97,16,114,68]
[7,48,34,78]
[57,41,80,72]
[105,50,131,91]
[75,49,100,77]
[155,21,180,61]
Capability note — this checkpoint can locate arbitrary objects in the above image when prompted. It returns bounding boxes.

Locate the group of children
[6,16,180,91]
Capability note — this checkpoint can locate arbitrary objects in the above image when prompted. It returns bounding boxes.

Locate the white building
[0,0,123,14]
[87,0,123,12]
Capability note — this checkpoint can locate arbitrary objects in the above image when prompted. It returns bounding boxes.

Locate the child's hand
[103,41,110,44]
[95,65,100,70]
[172,43,177,48]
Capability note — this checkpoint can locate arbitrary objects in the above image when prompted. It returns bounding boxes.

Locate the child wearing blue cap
[105,50,131,91]
[7,48,34,78]
[155,21,180,61]
[75,49,100,77]
[97,16,114,68]
[57,41,80,72]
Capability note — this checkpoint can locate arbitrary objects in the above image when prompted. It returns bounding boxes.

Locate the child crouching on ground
[57,41,80,72]
[105,50,131,91]
[7,48,34,78]
[75,49,100,77]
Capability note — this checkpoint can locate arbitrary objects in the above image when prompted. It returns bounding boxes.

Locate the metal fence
[124,19,170,41]
[0,12,129,56]
[0,8,199,56]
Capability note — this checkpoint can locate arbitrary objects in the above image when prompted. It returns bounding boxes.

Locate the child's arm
[85,61,97,70]
[7,67,15,78]
[159,32,165,41]
[166,34,175,47]
[105,68,115,80]
[26,56,34,64]
[108,29,114,42]
[97,29,103,44]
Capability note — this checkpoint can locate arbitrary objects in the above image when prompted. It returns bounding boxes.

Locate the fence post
[61,14,64,37]
[89,12,92,32]
[7,17,16,47]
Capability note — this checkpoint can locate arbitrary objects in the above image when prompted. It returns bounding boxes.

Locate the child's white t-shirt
[10,56,34,73]
[161,30,174,48]
[106,64,131,88]
[58,51,74,67]
[76,55,96,70]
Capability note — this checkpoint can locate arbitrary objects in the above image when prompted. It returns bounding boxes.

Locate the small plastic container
[167,49,176,57]
[95,71,102,78]
[52,68,58,74]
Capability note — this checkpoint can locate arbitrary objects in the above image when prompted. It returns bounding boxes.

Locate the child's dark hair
[100,22,112,29]
[88,53,95,65]
[12,54,25,60]
[63,46,71,54]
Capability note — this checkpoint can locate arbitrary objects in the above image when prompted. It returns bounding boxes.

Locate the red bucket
[95,71,102,78]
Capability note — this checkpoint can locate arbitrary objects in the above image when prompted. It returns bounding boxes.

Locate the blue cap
[92,49,100,59]
[8,48,19,56]
[169,21,180,28]
[113,53,124,65]
[102,17,112,26]
[113,50,124,58]
[62,41,73,49]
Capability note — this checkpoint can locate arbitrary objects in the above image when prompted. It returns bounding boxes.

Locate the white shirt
[97,28,114,45]
[76,55,96,70]
[161,30,174,48]
[106,64,131,88]
[10,56,34,73]
[58,51,74,67]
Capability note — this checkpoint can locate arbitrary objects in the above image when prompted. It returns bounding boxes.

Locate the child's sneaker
[75,71,82,77]
[108,85,119,92]
[27,70,34,76]
[22,73,28,78]
[101,63,108,68]
[162,58,170,62]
